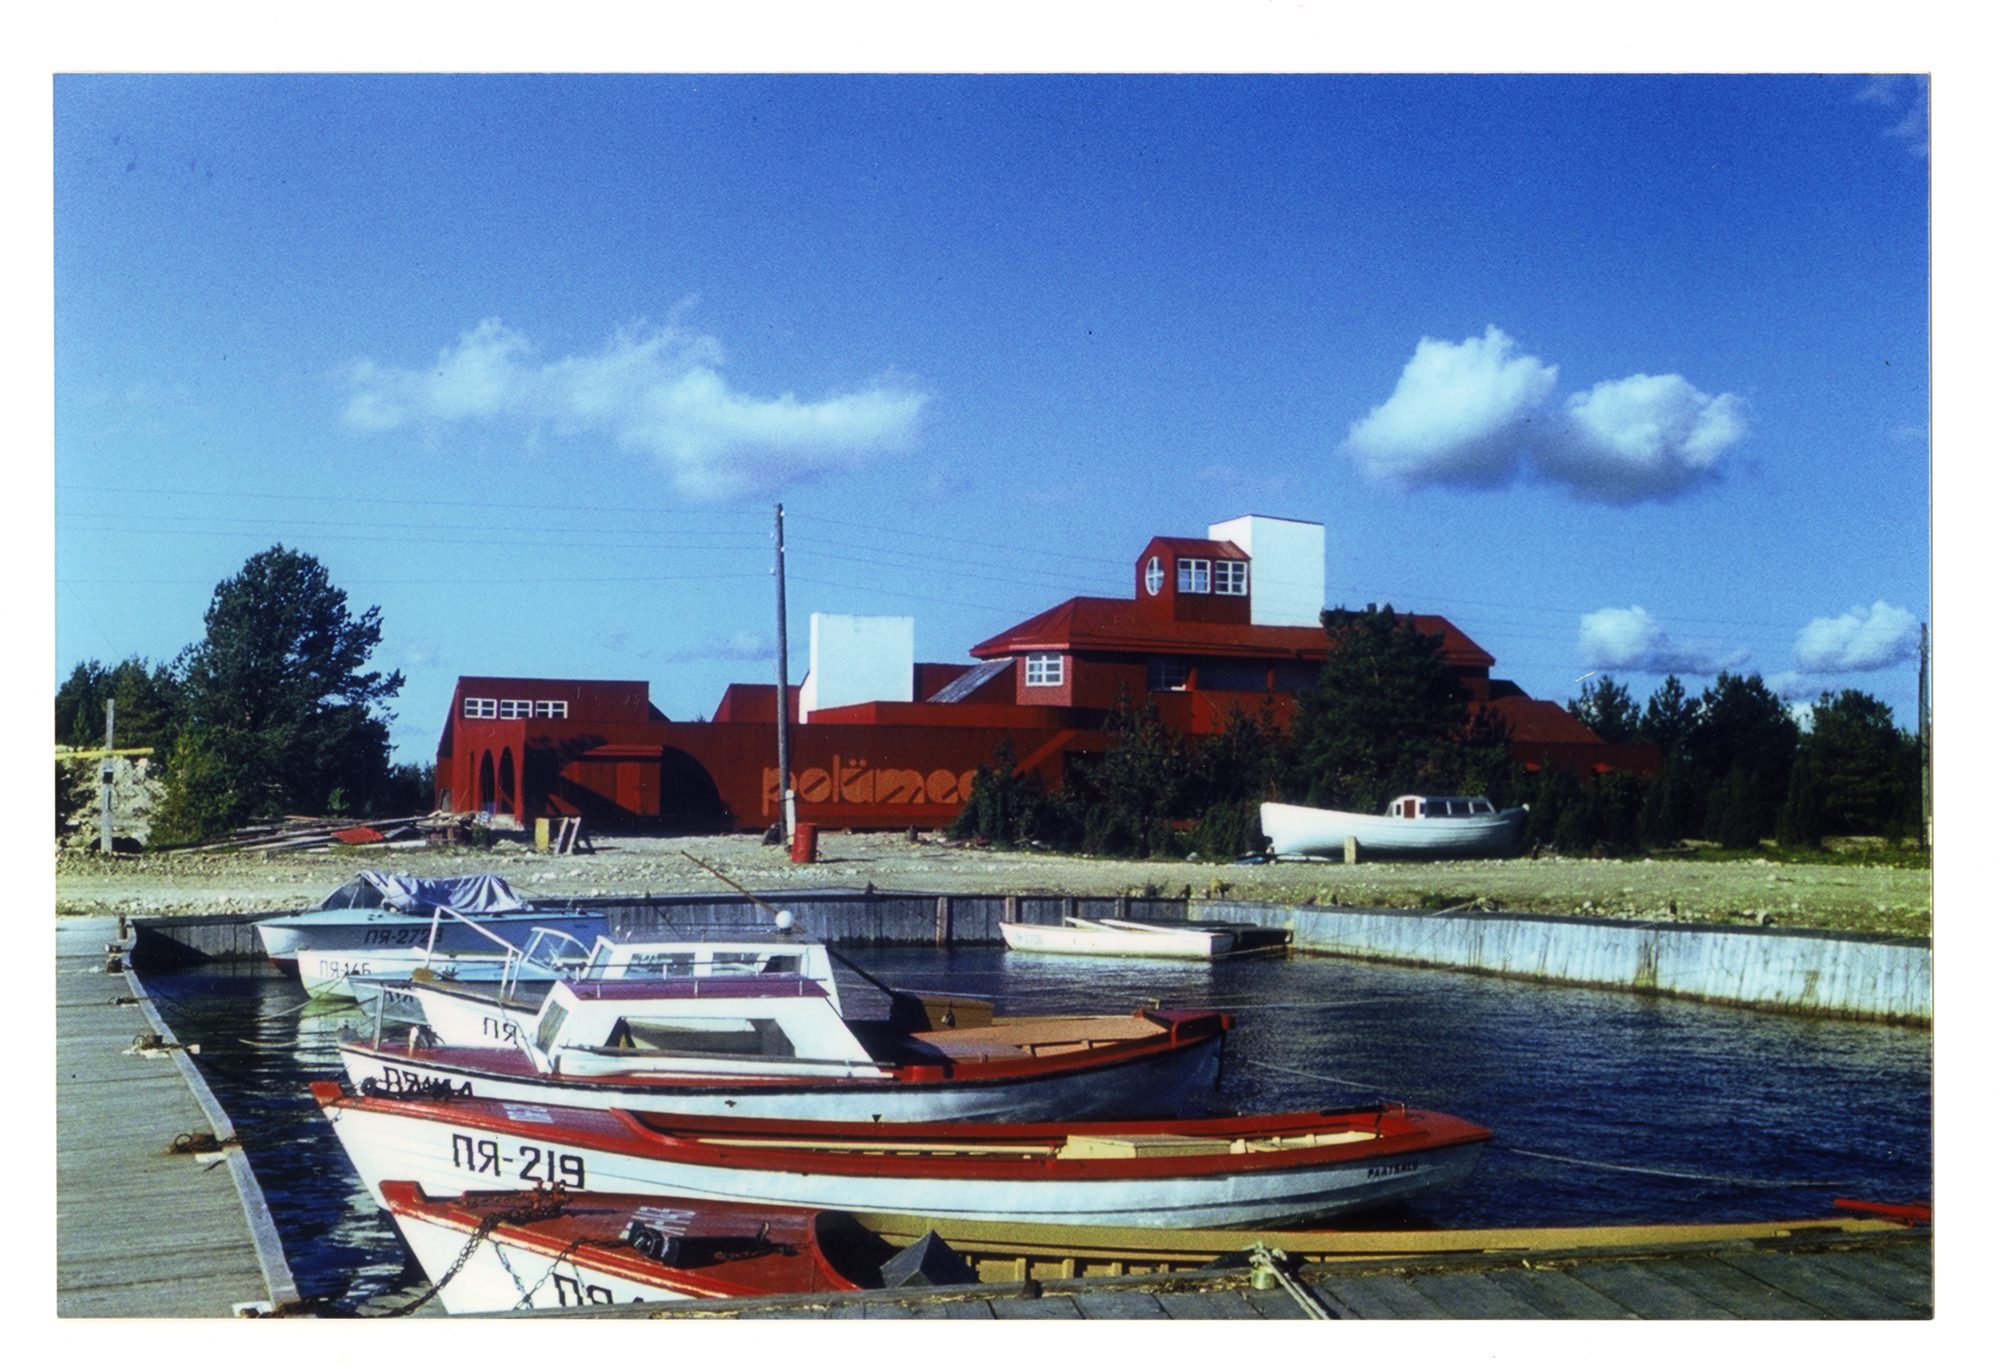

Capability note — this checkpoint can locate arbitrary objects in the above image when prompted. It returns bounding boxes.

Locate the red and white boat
[313,1082,1492,1230]
[376,1181,871,1312]
[341,944,1230,1124]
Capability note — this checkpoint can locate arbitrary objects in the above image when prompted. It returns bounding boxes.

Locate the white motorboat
[1261,795,1529,861]
[252,873,605,999]
[338,939,1233,1123]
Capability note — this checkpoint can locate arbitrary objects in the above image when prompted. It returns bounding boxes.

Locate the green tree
[1287,605,1475,814]
[1800,689,1920,837]
[949,739,1053,849]
[1776,751,1824,849]
[1638,674,1699,759]
[1189,696,1287,859]
[1079,688,1190,858]
[55,657,181,752]
[1634,675,1702,843]
[153,546,405,842]
[1569,675,1640,743]
[1687,672,1798,845]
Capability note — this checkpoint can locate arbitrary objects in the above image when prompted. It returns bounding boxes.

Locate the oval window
[1144,556,1164,595]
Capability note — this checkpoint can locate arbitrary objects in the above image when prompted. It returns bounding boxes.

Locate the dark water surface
[142,946,1932,1315]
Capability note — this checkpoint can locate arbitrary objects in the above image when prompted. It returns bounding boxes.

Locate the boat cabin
[1385,795,1501,820]
[522,949,876,1079]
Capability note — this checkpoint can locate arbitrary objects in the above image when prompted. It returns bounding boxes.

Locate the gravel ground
[53,829,1932,939]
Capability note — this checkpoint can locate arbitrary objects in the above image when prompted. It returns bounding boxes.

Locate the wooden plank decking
[56,916,300,1317]
[481,1226,1931,1320]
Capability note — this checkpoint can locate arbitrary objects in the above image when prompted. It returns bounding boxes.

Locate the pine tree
[1287,604,1474,814]
[153,546,404,842]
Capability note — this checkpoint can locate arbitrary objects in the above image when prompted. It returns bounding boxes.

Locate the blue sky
[53,73,1932,763]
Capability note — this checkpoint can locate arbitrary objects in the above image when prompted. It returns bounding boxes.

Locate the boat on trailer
[1260,795,1530,861]
[312,1082,1491,1229]
[999,917,1282,960]
[340,950,1231,1122]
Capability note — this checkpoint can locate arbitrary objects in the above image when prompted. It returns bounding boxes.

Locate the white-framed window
[1215,559,1248,596]
[463,697,497,719]
[1024,653,1064,687]
[1144,555,1164,596]
[534,700,569,719]
[1177,558,1211,593]
[1148,656,1189,691]
[499,699,533,719]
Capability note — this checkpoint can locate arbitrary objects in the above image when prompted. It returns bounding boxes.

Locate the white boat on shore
[1000,917,1239,960]
[1261,795,1529,861]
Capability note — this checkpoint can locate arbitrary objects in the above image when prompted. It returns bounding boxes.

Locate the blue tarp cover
[320,871,525,914]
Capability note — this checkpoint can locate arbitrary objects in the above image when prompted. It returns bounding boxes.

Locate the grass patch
[1648,840,1930,871]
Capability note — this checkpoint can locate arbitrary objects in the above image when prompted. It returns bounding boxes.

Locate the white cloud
[1857,75,1929,159]
[343,318,928,500]
[1792,602,1922,673]
[1578,606,1750,675]
[1341,328,1747,503]
[1535,374,1747,504]
[1341,326,1557,490]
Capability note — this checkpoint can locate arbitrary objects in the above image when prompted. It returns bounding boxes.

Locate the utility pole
[1919,621,1930,852]
[774,504,795,843]
[100,698,115,855]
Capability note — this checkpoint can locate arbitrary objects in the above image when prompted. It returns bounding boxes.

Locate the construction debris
[168,812,487,855]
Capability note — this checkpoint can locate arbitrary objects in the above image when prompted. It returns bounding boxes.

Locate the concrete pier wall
[1209,902,1931,1026]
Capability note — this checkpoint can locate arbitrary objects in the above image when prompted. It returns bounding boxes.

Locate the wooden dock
[56,915,301,1317]
[482,1223,1931,1320]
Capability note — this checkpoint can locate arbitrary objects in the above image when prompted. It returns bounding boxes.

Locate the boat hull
[1000,919,1235,959]
[1260,801,1528,860]
[337,1023,1226,1124]
[314,1085,1490,1230]
[378,1182,864,1312]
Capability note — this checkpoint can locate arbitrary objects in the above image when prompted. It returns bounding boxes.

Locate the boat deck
[56,916,300,1318]
[471,1224,1931,1320]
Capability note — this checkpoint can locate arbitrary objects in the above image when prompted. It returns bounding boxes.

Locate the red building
[436,517,1654,832]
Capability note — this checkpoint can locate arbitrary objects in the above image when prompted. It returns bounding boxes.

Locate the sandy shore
[54,830,1931,939]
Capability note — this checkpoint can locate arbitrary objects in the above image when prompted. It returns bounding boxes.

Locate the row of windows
[1179,558,1247,595]
[462,697,569,719]
[1025,655,1320,694]
[1150,556,1248,596]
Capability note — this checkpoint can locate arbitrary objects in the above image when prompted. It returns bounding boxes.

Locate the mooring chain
[383,1186,571,1317]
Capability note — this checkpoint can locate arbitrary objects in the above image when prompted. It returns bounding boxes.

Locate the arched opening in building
[659,747,731,832]
[499,748,516,815]
[478,751,496,813]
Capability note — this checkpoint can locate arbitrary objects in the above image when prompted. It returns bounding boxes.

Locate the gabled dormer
[1134,536,1252,626]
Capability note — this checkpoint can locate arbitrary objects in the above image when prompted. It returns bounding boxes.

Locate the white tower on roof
[1208,515,1325,628]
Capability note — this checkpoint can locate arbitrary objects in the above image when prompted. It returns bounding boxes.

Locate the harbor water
[139,946,1932,1316]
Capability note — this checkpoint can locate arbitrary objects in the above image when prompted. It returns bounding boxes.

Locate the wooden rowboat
[313,1082,1491,1229]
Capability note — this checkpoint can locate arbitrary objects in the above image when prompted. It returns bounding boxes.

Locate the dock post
[1344,835,1360,865]
[935,896,952,947]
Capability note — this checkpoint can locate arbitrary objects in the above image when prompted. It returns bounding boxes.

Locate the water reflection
[142,945,1931,1314]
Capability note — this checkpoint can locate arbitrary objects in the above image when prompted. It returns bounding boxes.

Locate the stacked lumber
[174,812,481,854]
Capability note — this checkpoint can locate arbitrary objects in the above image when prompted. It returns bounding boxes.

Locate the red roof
[1483,695,1605,745]
[972,597,1496,669]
